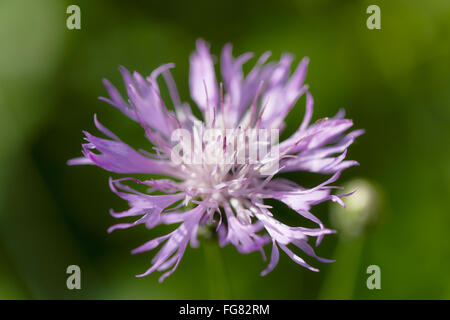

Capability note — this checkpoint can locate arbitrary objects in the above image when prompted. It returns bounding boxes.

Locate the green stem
[203,241,231,299]
[319,235,366,300]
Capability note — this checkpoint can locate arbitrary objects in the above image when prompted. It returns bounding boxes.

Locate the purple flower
[69,39,363,282]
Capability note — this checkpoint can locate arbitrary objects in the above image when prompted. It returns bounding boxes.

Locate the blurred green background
[0,0,449,299]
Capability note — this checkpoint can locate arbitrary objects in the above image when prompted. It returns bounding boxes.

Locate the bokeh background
[0,0,449,299]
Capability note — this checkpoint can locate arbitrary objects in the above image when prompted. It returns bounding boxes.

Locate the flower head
[69,39,363,282]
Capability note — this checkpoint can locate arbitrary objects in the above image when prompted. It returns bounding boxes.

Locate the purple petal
[189,39,218,115]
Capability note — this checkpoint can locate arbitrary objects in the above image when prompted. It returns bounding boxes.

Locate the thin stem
[203,241,231,299]
[319,235,366,299]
